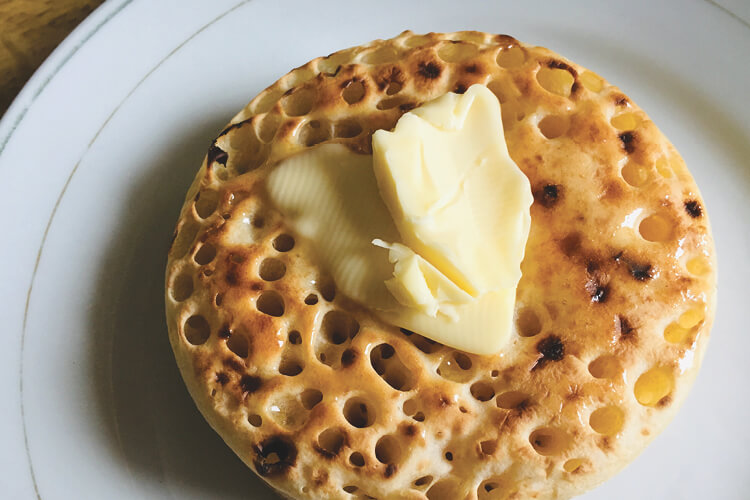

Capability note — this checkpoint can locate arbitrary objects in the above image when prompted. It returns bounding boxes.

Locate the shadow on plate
[87,114,276,499]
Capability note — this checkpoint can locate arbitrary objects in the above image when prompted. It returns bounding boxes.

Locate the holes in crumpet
[437,351,473,383]
[226,332,249,358]
[195,190,219,218]
[408,332,443,353]
[588,355,622,379]
[279,355,304,376]
[342,485,358,494]
[413,475,433,489]
[375,435,402,465]
[322,311,359,344]
[171,222,199,258]
[171,273,193,302]
[470,381,495,402]
[184,315,210,345]
[298,119,330,147]
[496,391,530,410]
[252,88,283,114]
[480,439,497,455]
[317,276,336,301]
[496,46,525,68]
[686,256,711,276]
[536,66,574,97]
[194,243,217,265]
[344,397,375,428]
[333,119,362,139]
[304,294,318,306]
[281,87,315,116]
[621,161,649,187]
[349,452,365,467]
[258,113,281,143]
[678,307,705,329]
[634,367,674,406]
[342,80,366,104]
[579,71,603,92]
[478,477,514,500]
[538,114,569,139]
[610,113,641,131]
[370,344,415,391]
[529,427,568,456]
[437,41,479,62]
[256,290,284,317]
[300,389,323,410]
[517,308,542,337]
[247,414,262,427]
[664,322,689,344]
[362,45,399,64]
[386,81,402,95]
[404,34,431,48]
[589,406,625,435]
[564,458,586,473]
[318,428,346,456]
[655,157,673,178]
[639,214,673,242]
[259,258,286,281]
[273,233,295,252]
[288,330,302,345]
[426,478,460,500]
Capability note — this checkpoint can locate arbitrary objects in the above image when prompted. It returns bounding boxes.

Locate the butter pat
[372,84,533,297]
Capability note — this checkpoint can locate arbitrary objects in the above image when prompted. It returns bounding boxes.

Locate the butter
[372,84,532,297]
[265,84,532,354]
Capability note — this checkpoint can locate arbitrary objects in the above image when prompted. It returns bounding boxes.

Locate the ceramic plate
[1,0,748,498]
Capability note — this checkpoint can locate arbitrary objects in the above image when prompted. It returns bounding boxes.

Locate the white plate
[1,0,748,498]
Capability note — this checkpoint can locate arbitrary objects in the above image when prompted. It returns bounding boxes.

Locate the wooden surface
[0,0,104,117]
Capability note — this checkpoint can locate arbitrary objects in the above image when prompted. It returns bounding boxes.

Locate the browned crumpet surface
[0,0,104,117]
[165,31,716,500]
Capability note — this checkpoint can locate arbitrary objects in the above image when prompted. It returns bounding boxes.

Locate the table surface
[0,0,104,117]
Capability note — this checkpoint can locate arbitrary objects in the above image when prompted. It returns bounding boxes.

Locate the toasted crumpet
[165,31,716,500]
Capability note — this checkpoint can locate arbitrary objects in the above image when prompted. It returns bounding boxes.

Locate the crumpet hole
[386,81,402,95]
[579,71,603,92]
[171,222,199,259]
[304,293,318,305]
[678,307,705,329]
[536,67,574,97]
[408,332,443,353]
[349,452,365,467]
[470,381,495,402]
[589,406,625,435]
[611,112,642,131]
[298,119,330,147]
[517,308,542,337]
[496,46,525,67]
[248,414,262,427]
[402,398,417,416]
[639,214,673,242]
[256,290,285,317]
[273,234,295,252]
[257,113,281,143]
[317,277,336,301]
[171,273,193,302]
[281,87,315,116]
[342,485,358,494]
[322,311,360,344]
[194,243,216,265]
[664,322,689,343]
[478,477,514,500]
[226,333,249,358]
[413,475,433,489]
[686,256,711,276]
[588,355,622,379]
[344,398,375,428]
[538,115,569,139]
[300,389,323,410]
[404,34,431,48]
[318,428,346,455]
[564,458,586,473]
[655,157,673,178]
[375,435,402,465]
[259,258,286,281]
[184,315,210,345]
[437,351,474,383]
[529,427,568,456]
[195,190,219,218]
[288,330,302,345]
[370,344,415,391]
[634,367,674,407]
[342,80,366,104]
[426,478,460,500]
[621,161,649,187]
[334,119,363,138]
[362,45,399,64]
[252,89,283,114]
[437,41,479,62]
[279,356,304,376]
[496,391,529,410]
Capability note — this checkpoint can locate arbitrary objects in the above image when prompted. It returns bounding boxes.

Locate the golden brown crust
[164,31,716,500]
